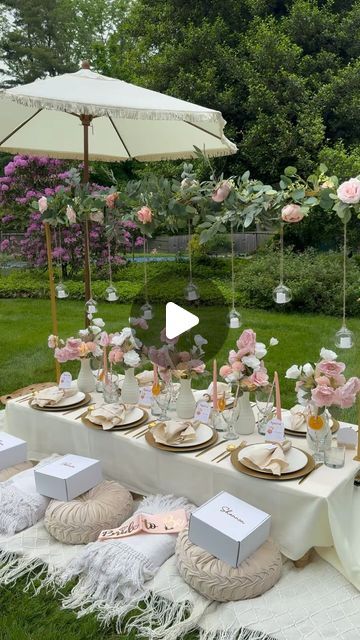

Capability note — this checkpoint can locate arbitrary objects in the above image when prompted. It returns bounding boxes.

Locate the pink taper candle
[213,359,218,411]
[274,371,281,420]
[153,363,159,386]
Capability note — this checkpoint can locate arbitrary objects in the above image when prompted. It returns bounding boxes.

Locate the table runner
[3,394,360,589]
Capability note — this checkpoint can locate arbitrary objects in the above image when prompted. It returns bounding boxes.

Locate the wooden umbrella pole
[81,113,93,326]
[44,222,61,382]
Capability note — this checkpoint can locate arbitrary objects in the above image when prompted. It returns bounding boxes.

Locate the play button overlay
[166,302,199,340]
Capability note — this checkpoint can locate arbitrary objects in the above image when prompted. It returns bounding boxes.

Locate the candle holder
[55,282,69,299]
[228,307,242,329]
[85,297,98,320]
[105,284,119,302]
[141,301,154,320]
[335,325,354,350]
[184,281,200,302]
[273,283,292,305]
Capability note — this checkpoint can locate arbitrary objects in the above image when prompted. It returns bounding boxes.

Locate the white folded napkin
[284,404,309,431]
[136,370,154,386]
[152,420,200,445]
[241,441,291,476]
[32,386,76,407]
[88,403,133,430]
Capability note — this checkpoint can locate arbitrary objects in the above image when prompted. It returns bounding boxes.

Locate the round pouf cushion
[0,461,33,482]
[175,529,282,601]
[44,480,133,545]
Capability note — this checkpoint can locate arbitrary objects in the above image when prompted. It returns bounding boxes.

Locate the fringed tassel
[0,549,44,586]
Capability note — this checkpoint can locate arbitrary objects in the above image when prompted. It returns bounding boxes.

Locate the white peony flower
[255,342,267,359]
[90,325,101,335]
[303,363,314,377]
[124,350,140,368]
[92,318,105,328]
[320,347,337,361]
[285,365,302,379]
[242,355,261,370]
[79,329,89,337]
[269,337,279,346]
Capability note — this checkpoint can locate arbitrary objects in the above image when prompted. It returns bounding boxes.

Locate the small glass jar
[306,404,332,462]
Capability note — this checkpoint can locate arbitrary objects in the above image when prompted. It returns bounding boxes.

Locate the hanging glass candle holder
[228,307,242,329]
[141,301,154,320]
[335,325,354,350]
[55,282,69,299]
[273,283,292,305]
[105,284,119,302]
[184,281,200,302]
[85,297,98,320]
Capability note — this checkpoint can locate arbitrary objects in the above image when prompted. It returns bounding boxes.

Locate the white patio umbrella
[0,62,236,339]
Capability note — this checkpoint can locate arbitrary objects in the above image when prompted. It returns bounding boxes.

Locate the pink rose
[311,385,335,408]
[54,347,72,363]
[281,204,304,223]
[130,317,149,330]
[137,206,153,224]
[337,178,360,205]
[109,347,124,364]
[228,349,238,365]
[236,329,256,358]
[232,361,245,372]
[343,376,360,396]
[317,360,346,378]
[212,181,231,203]
[90,210,104,224]
[106,192,119,209]
[193,363,205,374]
[248,369,269,387]
[333,387,355,409]
[315,376,331,387]
[38,196,48,213]
[220,364,232,378]
[66,205,76,224]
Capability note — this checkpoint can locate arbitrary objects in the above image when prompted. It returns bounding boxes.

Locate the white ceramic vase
[77,358,96,393]
[176,378,196,419]
[232,392,255,435]
[121,367,139,404]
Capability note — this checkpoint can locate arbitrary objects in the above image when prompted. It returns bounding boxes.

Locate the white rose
[255,342,267,359]
[303,363,314,377]
[92,318,105,328]
[124,350,140,367]
[297,387,308,406]
[111,334,123,346]
[112,328,133,346]
[227,372,241,383]
[90,325,101,335]
[92,345,103,358]
[242,355,261,370]
[320,348,337,361]
[79,329,89,337]
[269,337,278,346]
[285,365,302,379]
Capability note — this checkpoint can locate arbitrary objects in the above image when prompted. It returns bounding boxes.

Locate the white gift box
[34,454,102,501]
[0,433,27,470]
[189,491,271,567]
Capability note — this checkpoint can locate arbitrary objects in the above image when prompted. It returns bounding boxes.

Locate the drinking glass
[103,377,119,403]
[324,446,345,469]
[220,406,238,441]
[152,384,171,420]
[255,385,274,435]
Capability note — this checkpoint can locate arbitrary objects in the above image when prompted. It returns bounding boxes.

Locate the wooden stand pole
[81,113,93,327]
[44,222,61,383]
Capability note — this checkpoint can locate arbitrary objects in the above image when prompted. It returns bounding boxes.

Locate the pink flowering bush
[220,329,277,391]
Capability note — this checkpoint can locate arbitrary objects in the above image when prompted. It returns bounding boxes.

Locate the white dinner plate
[52,391,85,407]
[164,423,214,448]
[238,443,308,474]
[88,406,144,427]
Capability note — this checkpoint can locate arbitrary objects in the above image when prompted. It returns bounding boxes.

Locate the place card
[58,372,72,390]
[194,400,212,425]
[139,386,154,407]
[265,417,285,443]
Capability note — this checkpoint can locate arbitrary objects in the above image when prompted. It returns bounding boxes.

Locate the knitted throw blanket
[60,494,194,604]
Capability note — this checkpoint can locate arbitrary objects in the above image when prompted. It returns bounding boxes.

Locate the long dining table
[3,388,360,590]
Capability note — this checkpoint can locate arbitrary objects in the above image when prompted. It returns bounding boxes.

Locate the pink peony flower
[109,347,124,364]
[212,181,231,203]
[337,178,360,205]
[220,364,233,378]
[38,196,48,213]
[66,205,76,224]
[315,376,331,387]
[106,192,119,209]
[228,349,239,365]
[317,360,346,378]
[248,369,269,387]
[311,385,335,407]
[232,361,245,372]
[137,206,153,224]
[236,329,256,358]
[90,210,104,224]
[281,204,304,223]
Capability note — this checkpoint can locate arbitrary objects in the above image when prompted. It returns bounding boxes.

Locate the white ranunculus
[303,363,314,377]
[111,334,123,346]
[79,329,89,337]
[320,347,337,361]
[90,325,101,335]
[269,337,279,346]
[124,350,140,368]
[285,365,302,379]
[255,342,267,359]
[242,355,261,370]
[297,388,308,406]
[92,318,105,328]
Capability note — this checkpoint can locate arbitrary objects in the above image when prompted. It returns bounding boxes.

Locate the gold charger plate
[145,428,218,453]
[285,418,339,438]
[230,445,315,481]
[29,393,92,412]
[82,409,149,432]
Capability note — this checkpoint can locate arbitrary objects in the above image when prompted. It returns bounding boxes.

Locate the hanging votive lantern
[55,282,69,299]
[85,297,98,320]
[141,301,154,320]
[335,325,354,350]
[228,307,242,329]
[184,281,200,302]
[273,283,292,305]
[105,284,119,302]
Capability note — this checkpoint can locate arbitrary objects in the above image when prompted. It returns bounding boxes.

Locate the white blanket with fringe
[1,521,360,640]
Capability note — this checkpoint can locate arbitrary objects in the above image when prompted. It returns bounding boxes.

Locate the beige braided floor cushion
[0,461,34,482]
[176,529,282,602]
[44,480,133,545]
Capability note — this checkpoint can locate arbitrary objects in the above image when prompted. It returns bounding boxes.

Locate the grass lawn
[0,298,359,639]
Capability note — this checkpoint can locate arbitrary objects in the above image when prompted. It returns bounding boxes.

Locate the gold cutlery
[16,393,34,403]
[194,439,224,458]
[133,421,158,439]
[74,405,95,420]
[212,441,246,463]
[298,462,323,484]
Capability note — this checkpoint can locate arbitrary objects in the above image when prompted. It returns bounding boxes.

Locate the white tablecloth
[3,392,360,590]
